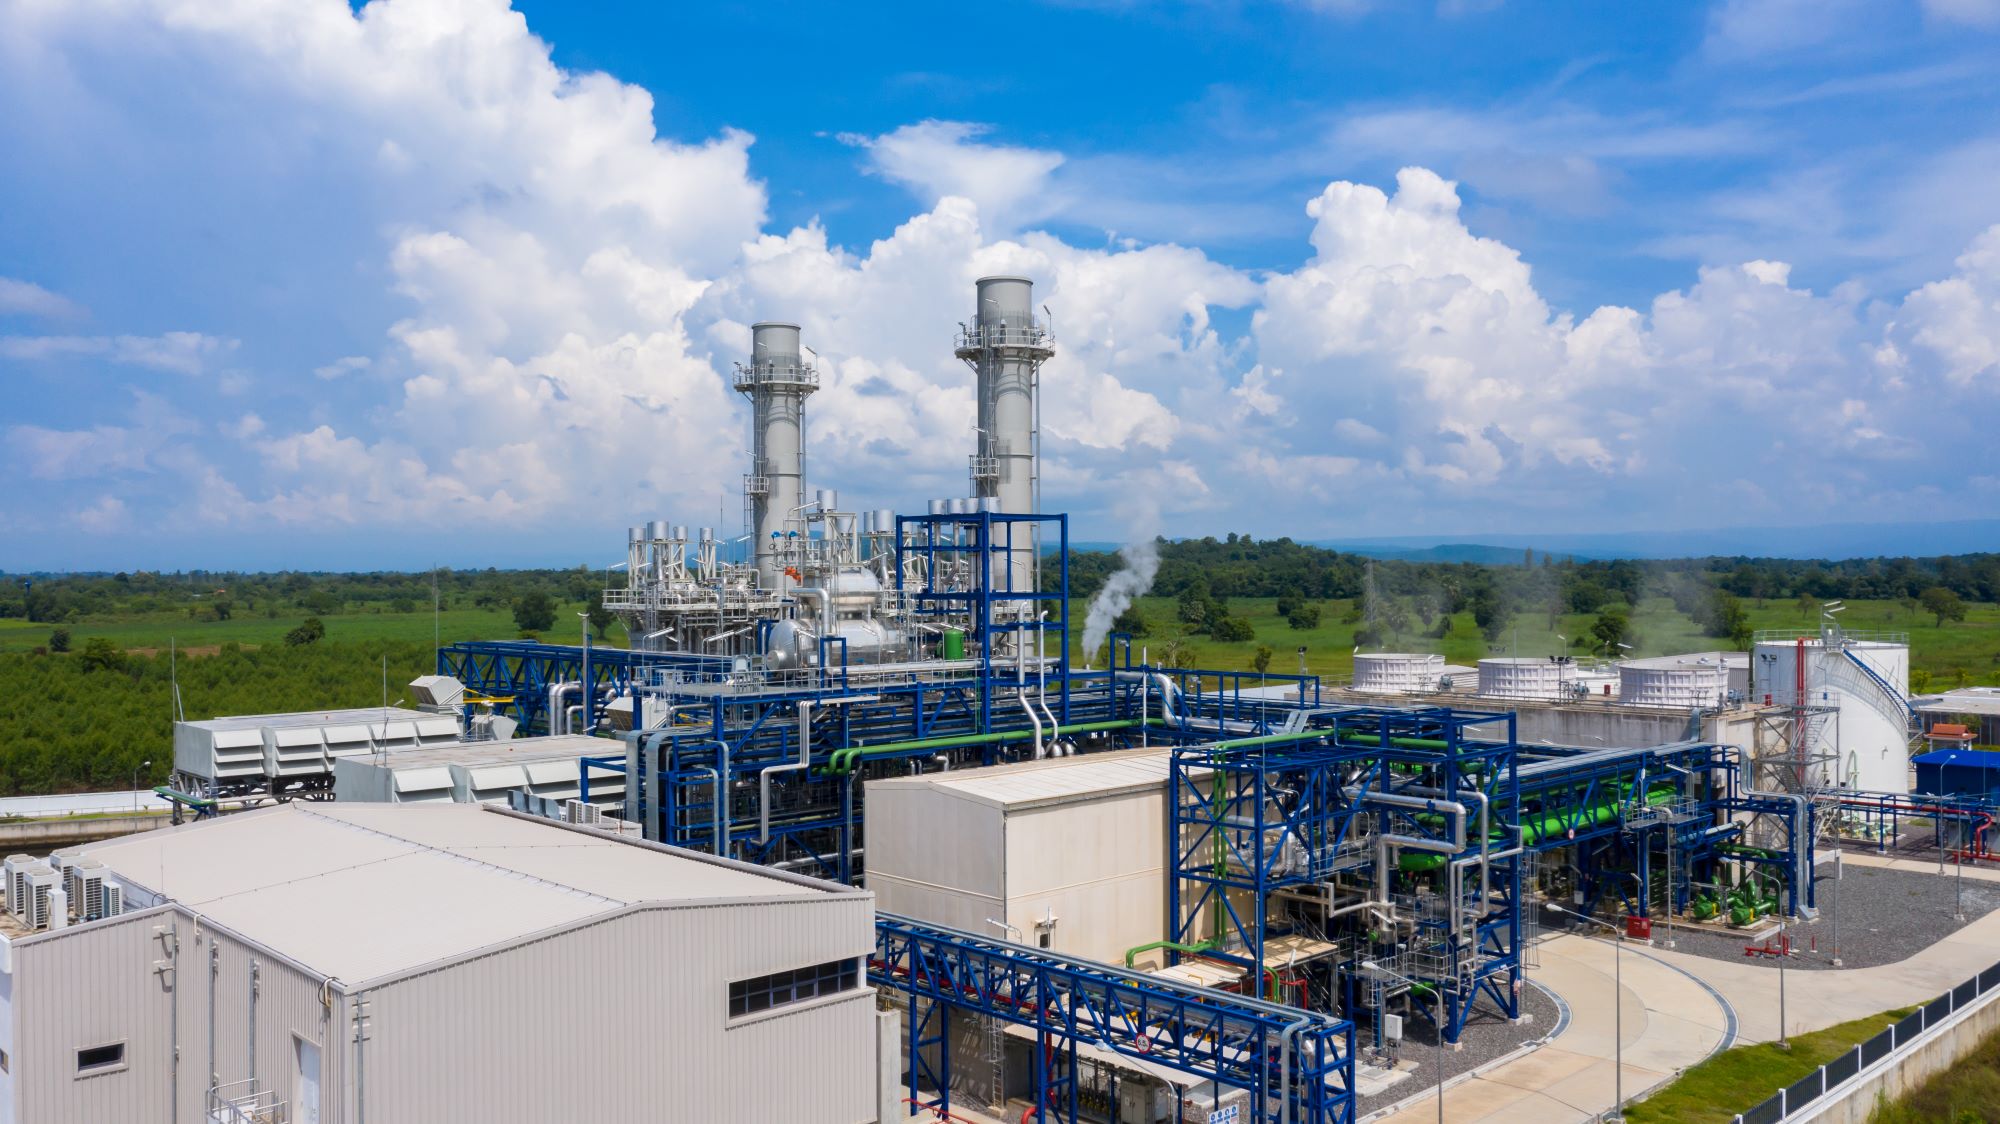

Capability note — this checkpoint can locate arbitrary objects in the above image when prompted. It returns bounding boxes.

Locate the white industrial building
[0,803,887,1124]
[866,749,1176,967]
[329,733,625,806]
[172,707,462,797]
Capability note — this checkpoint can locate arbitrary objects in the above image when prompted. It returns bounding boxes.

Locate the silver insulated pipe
[736,322,818,587]
[955,276,1052,596]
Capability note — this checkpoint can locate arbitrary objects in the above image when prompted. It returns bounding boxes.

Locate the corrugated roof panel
[885,750,1175,809]
[79,802,838,984]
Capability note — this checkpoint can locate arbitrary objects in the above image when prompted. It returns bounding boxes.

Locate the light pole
[1362,959,1445,1124]
[1774,914,1790,1049]
[1658,761,1692,950]
[1551,905,1625,1121]
[132,759,150,812]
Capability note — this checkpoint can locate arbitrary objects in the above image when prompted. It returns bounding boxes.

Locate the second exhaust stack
[956,276,1053,593]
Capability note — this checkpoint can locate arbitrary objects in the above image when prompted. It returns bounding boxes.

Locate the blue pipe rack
[873,913,1355,1124]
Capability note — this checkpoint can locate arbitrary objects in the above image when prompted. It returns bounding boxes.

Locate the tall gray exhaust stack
[735,322,818,587]
[956,276,1053,594]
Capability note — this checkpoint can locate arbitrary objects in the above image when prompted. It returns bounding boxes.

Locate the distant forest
[1,543,1995,796]
[1067,537,2000,650]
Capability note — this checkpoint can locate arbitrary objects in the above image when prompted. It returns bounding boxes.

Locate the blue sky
[2,0,1999,570]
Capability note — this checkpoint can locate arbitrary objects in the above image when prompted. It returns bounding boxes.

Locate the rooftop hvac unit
[565,801,607,827]
[4,853,33,918]
[22,865,59,931]
[409,674,466,709]
[68,858,108,921]
[102,880,125,919]
[467,713,518,742]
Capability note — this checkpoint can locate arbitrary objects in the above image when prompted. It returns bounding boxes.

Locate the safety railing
[1730,957,2000,1122]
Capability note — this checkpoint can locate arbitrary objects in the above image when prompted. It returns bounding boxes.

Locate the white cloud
[0,277,83,320]
[1,0,1996,555]
[0,331,233,374]
[71,495,128,533]
[313,355,370,380]
[1703,0,1876,59]
[1923,0,2000,28]
[1897,224,2000,384]
[843,121,1065,236]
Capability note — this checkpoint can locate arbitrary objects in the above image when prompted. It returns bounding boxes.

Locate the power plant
[5,275,1993,1124]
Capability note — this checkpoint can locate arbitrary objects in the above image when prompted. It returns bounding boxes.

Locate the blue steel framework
[1170,715,1818,1043]
[434,640,731,735]
[874,913,1355,1124]
[1170,707,1525,1043]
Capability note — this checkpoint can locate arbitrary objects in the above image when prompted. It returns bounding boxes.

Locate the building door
[292,1036,321,1124]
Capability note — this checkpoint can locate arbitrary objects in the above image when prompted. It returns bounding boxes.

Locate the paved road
[1373,933,1731,1123]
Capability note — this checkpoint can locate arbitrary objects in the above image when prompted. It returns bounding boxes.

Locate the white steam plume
[1082,538,1161,664]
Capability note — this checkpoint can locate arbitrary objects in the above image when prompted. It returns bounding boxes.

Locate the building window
[76,1042,125,1075]
[728,959,859,1019]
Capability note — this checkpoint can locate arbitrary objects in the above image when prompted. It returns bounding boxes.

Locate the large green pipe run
[823,718,1154,774]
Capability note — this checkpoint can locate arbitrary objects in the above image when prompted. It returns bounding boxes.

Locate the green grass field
[6,591,1995,689]
[1623,1007,1913,1124]
[1065,595,2000,689]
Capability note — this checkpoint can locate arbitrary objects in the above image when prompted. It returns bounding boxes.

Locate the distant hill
[1324,543,1552,565]
[1315,519,2000,564]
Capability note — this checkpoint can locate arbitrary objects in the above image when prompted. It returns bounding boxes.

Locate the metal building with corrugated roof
[0,802,883,1124]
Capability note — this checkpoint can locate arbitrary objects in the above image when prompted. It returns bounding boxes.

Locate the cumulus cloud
[0,0,1995,558]
[843,121,1066,235]
[1897,225,2000,384]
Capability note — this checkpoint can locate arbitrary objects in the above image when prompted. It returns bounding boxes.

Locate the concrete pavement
[1371,933,1732,1123]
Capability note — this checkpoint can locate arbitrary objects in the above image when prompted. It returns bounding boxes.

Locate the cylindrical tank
[817,488,839,512]
[1752,635,1912,793]
[1477,657,1572,701]
[1619,656,1729,709]
[1351,653,1445,694]
[928,499,949,515]
[740,322,817,587]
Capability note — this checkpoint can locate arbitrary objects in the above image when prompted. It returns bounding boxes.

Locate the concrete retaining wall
[1796,981,2000,1122]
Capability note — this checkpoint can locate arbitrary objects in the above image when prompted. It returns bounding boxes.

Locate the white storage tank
[1619,654,1731,709]
[1477,657,1574,701]
[1352,652,1446,694]
[1752,633,1912,793]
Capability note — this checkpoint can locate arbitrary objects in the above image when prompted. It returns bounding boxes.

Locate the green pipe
[152,785,215,809]
[1123,938,1216,968]
[825,718,1152,774]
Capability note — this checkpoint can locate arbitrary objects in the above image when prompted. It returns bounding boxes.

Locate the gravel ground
[1356,979,1561,1117]
[1547,862,2000,971]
